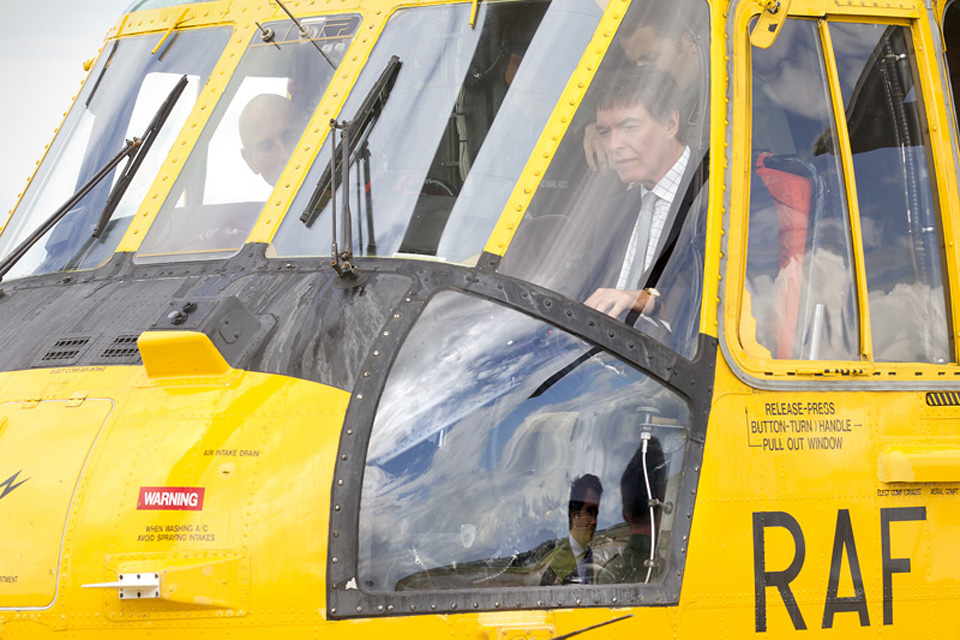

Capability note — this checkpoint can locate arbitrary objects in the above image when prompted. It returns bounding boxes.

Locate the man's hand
[584,288,655,318]
[583,123,609,172]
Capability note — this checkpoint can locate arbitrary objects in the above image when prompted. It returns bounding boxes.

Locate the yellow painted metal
[698,0,727,339]
[0,399,113,608]
[751,0,794,48]
[880,446,960,482]
[0,361,350,633]
[138,331,231,379]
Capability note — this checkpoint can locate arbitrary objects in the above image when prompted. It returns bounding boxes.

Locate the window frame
[325,272,716,619]
[725,3,960,384]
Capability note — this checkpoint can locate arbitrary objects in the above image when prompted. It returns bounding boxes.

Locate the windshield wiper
[0,75,189,283]
[91,74,189,239]
[0,143,138,283]
[300,55,402,227]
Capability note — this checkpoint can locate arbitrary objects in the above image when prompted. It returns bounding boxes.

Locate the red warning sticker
[137,487,205,511]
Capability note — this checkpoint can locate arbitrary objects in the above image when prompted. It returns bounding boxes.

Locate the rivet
[377,605,384,611]
[332,557,338,563]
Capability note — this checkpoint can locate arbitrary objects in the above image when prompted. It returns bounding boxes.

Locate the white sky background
[0,1,132,217]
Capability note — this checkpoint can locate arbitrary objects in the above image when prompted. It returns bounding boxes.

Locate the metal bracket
[82,573,160,599]
[750,0,792,49]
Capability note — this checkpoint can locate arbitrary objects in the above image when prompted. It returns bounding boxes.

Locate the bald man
[239,94,305,187]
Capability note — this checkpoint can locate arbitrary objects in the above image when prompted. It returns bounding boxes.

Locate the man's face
[569,488,600,548]
[619,26,698,93]
[240,98,303,187]
[595,101,681,189]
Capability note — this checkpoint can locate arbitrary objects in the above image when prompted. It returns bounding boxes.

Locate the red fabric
[754,153,812,358]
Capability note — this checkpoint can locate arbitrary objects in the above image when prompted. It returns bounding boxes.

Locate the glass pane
[272,0,606,263]
[136,16,360,264]
[359,292,691,591]
[742,18,860,360]
[0,29,229,279]
[831,22,950,363]
[498,0,710,361]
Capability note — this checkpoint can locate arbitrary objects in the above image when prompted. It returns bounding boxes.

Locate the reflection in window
[499,0,710,361]
[743,18,859,360]
[136,17,359,263]
[272,0,605,263]
[0,29,228,280]
[359,292,690,591]
[831,23,950,363]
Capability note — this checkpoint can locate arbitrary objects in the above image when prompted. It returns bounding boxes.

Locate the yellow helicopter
[1,0,959,637]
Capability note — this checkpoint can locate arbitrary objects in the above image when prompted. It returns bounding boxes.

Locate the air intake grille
[41,337,90,362]
[101,335,140,360]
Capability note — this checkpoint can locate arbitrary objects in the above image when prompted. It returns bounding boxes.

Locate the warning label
[137,487,205,511]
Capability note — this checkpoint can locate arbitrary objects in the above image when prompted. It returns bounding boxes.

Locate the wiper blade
[300,55,402,226]
[0,140,140,283]
[91,74,189,239]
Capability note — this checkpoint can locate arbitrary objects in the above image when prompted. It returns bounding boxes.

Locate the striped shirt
[616,146,690,290]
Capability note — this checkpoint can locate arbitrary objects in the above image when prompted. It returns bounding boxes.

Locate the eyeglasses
[569,501,599,519]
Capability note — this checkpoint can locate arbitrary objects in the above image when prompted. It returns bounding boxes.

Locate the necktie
[580,546,594,584]
[619,191,657,290]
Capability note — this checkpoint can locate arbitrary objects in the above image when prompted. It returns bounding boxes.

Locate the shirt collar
[568,533,586,557]
[638,145,690,204]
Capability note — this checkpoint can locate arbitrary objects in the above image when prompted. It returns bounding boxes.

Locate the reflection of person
[600,434,667,584]
[583,66,689,320]
[583,0,705,170]
[540,474,608,585]
[239,94,305,187]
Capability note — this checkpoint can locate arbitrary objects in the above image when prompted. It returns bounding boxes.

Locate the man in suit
[583,66,689,322]
[540,474,608,585]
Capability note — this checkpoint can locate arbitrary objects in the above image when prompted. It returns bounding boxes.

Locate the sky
[0,1,131,217]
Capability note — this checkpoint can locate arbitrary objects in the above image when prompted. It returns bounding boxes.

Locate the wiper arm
[0,140,141,283]
[554,614,633,640]
[91,74,189,239]
[300,55,402,227]
[271,0,336,69]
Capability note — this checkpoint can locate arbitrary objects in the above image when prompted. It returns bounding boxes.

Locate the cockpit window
[742,18,860,361]
[497,0,710,361]
[135,16,359,264]
[0,28,229,280]
[271,0,606,263]
[831,23,950,363]
[359,291,691,591]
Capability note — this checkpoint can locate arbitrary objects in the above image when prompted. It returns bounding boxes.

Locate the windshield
[360,292,691,591]
[0,28,229,280]
[136,16,360,263]
[271,0,607,263]
[499,0,710,360]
